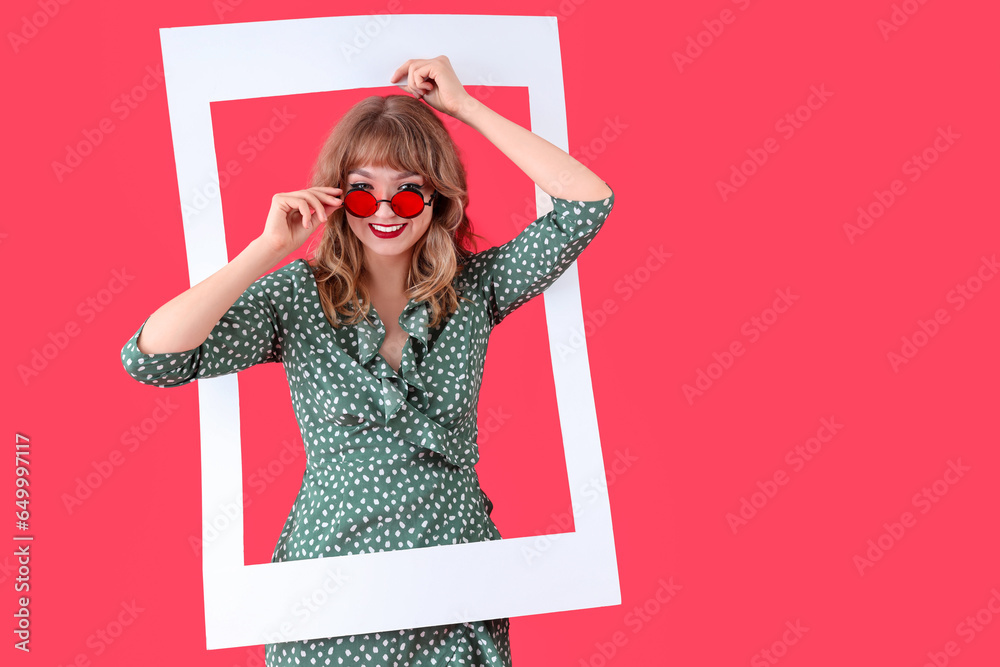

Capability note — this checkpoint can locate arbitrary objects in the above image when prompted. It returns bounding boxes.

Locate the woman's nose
[373,197,396,219]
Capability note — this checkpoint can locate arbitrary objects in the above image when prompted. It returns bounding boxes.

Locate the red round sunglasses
[343,186,437,219]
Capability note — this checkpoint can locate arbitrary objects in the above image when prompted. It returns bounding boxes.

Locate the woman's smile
[369,221,408,238]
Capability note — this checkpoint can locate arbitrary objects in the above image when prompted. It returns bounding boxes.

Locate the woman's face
[343,164,435,260]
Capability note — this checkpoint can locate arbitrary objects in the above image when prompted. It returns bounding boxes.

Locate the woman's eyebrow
[348,169,420,180]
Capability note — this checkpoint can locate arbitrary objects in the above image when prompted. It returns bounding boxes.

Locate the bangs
[342,117,430,181]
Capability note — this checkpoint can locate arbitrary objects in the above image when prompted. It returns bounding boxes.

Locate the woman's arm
[136,237,285,354]
[457,97,613,203]
[390,55,613,202]
[120,239,293,388]
[135,185,337,354]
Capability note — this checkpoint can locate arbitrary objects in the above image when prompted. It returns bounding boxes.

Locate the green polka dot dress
[121,186,615,666]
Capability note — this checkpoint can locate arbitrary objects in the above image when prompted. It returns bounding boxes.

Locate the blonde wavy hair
[304,95,486,330]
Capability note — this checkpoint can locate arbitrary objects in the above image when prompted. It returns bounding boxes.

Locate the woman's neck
[363,249,412,301]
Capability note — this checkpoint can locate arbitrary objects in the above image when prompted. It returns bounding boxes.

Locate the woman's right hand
[258,186,343,256]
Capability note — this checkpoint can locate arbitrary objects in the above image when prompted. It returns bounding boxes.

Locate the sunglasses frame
[343,186,438,219]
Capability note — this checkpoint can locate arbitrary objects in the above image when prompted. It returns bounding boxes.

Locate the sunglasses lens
[344,190,377,217]
[391,190,426,218]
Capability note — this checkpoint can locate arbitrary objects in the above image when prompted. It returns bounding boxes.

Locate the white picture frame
[159,13,620,650]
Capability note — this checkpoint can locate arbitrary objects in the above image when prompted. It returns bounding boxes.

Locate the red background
[5,1,1000,666]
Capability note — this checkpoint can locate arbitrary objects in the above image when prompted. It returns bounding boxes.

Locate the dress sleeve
[120,269,285,388]
[480,184,615,328]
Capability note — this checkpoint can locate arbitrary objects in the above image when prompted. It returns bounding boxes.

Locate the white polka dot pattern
[119,186,615,666]
[480,192,615,327]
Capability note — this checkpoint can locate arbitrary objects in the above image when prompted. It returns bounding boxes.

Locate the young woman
[121,55,615,666]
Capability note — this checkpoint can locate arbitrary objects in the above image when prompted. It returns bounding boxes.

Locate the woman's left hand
[390,56,474,119]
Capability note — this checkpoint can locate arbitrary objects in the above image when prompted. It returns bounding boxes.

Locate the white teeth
[371,223,404,232]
